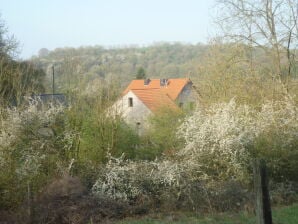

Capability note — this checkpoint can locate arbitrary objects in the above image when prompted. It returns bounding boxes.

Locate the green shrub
[0,99,72,209]
[92,97,298,212]
[135,108,184,160]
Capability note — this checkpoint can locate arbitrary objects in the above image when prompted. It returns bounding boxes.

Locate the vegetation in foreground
[117,203,298,224]
[1,0,298,223]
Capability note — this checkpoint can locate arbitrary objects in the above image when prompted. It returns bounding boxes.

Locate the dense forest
[1,0,298,223]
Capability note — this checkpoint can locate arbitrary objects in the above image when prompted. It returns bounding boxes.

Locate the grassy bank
[116,203,298,224]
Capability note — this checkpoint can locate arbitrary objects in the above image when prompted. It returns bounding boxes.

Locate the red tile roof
[131,89,179,113]
[123,78,191,101]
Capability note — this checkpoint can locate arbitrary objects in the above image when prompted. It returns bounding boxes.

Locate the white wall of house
[111,81,198,135]
[112,91,152,135]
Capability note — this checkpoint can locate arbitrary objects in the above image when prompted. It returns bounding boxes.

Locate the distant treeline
[32,42,298,105]
[32,43,208,93]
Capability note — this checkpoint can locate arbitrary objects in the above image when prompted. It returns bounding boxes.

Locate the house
[112,78,196,134]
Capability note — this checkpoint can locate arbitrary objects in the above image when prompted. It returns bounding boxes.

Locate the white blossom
[92,98,298,201]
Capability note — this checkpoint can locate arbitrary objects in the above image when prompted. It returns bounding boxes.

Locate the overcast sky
[0,0,216,59]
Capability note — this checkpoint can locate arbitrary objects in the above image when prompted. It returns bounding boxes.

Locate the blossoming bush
[92,154,185,201]
[178,99,254,180]
[92,153,249,211]
[0,98,75,208]
[92,97,298,211]
[179,97,298,182]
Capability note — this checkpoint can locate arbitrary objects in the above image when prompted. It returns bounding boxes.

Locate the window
[128,97,133,107]
[160,78,168,87]
[179,102,183,108]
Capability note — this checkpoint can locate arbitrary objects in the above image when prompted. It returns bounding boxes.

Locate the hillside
[31,43,208,93]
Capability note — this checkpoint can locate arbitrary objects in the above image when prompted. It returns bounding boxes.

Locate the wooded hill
[32,42,298,105]
[32,43,207,93]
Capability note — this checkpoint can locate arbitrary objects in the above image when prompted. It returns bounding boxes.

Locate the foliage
[0,16,18,58]
[0,17,45,105]
[92,154,185,202]
[139,108,184,159]
[32,43,207,93]
[92,153,252,212]
[33,41,298,107]
[1,5,298,219]
[195,40,298,107]
[65,80,140,166]
[178,97,298,182]
[216,0,298,93]
[136,67,146,79]
[1,59,45,105]
[0,99,73,208]
[92,98,298,212]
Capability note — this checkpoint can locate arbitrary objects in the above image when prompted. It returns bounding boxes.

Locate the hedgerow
[92,97,298,211]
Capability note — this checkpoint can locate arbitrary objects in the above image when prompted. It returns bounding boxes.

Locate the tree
[0,58,46,105]
[143,108,184,159]
[0,16,45,105]
[195,40,282,106]
[136,67,146,79]
[0,15,18,58]
[38,48,49,57]
[216,0,298,93]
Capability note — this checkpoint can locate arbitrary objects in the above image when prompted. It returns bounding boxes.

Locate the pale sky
[0,0,216,59]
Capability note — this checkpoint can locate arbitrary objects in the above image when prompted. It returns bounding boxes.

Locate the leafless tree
[216,0,298,93]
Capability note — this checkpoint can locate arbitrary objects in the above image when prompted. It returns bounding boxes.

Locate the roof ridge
[122,77,191,100]
[131,88,161,90]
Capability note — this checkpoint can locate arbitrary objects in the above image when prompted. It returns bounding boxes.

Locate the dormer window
[128,97,133,107]
[160,78,168,87]
[144,78,151,85]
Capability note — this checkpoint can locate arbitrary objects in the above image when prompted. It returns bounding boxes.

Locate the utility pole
[52,65,55,95]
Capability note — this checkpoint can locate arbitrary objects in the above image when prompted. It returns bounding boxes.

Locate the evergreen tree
[136,67,146,79]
